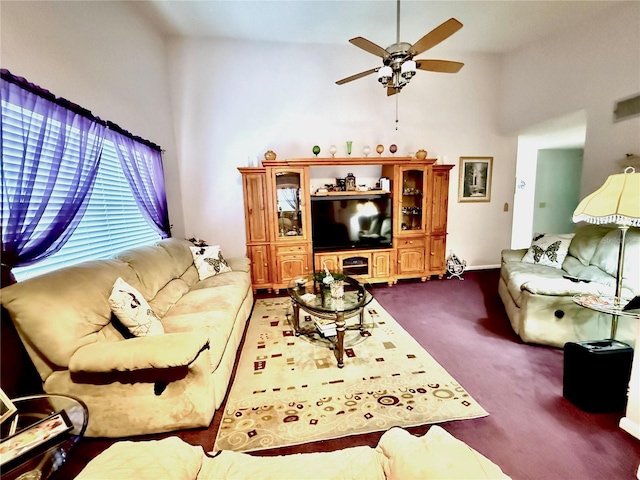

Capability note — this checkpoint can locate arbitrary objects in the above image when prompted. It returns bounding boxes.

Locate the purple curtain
[109,130,170,238]
[1,76,106,285]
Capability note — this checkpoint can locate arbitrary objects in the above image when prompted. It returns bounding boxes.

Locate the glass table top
[287,273,374,315]
[0,394,88,480]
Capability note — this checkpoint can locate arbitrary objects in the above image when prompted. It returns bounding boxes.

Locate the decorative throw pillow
[522,233,574,269]
[108,277,164,337]
[189,245,232,281]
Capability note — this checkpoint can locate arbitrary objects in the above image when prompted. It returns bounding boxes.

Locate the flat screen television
[311,194,393,252]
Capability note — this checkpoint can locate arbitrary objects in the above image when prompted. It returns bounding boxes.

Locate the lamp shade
[573,169,640,227]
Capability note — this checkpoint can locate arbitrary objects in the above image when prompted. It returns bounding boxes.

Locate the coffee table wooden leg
[336,312,345,368]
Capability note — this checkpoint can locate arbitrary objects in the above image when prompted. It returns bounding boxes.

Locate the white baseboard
[465,264,501,271]
[619,416,640,441]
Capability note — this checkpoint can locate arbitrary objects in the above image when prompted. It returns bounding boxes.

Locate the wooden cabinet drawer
[396,237,426,247]
[276,244,308,254]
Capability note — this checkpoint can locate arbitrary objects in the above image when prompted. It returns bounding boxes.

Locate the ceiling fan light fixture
[401,60,416,80]
[378,66,393,86]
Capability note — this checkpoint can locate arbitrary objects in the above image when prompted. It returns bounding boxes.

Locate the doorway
[511,110,587,248]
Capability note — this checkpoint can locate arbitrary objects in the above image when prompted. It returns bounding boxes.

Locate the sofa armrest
[226,256,251,273]
[501,248,527,263]
[69,332,209,373]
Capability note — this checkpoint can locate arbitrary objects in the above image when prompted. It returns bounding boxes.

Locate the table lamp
[572,167,640,338]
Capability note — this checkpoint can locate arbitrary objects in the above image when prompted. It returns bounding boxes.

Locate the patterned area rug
[214,298,487,452]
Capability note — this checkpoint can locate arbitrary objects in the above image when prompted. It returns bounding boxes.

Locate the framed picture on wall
[458,157,493,202]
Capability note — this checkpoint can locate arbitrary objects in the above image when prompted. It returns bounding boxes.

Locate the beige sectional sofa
[1,238,253,437]
[499,224,639,348]
[74,426,510,480]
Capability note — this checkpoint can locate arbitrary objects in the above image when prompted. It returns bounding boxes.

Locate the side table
[0,394,88,480]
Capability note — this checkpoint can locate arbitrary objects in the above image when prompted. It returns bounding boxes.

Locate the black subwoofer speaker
[563,340,633,412]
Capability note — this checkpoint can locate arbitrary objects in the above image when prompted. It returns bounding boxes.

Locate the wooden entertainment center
[238,156,453,293]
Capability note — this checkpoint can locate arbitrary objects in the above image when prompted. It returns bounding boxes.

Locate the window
[2,93,162,282]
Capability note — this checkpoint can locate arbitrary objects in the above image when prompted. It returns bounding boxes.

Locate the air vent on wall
[613,94,640,122]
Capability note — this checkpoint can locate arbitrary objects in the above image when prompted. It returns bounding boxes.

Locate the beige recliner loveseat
[499,224,639,348]
[1,238,253,437]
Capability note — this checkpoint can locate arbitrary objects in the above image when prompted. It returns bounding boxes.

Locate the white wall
[0,1,185,236]
[167,37,515,265]
[5,2,636,270]
[499,2,640,198]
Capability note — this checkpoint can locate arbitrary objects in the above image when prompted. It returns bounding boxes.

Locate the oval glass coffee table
[0,394,88,480]
[287,274,374,368]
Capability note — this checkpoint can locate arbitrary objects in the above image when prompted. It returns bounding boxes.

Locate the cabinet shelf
[311,190,391,197]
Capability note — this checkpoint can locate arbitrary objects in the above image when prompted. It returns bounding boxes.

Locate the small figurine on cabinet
[345,172,356,191]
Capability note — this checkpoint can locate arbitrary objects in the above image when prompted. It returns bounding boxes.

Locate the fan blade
[349,37,390,60]
[409,18,463,57]
[336,68,379,85]
[415,59,464,74]
[387,86,399,96]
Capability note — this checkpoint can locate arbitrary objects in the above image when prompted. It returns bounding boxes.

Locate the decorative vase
[346,141,353,156]
[329,145,337,157]
[363,145,371,157]
[264,150,276,161]
[312,145,320,156]
[376,144,384,156]
[415,149,427,160]
[345,172,356,191]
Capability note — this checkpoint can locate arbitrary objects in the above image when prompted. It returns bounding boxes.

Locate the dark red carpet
[58,269,640,479]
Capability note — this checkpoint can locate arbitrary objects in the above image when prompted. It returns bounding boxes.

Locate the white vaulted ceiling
[133,0,622,53]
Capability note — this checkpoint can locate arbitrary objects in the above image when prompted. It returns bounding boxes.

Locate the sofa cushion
[590,227,640,293]
[109,277,164,337]
[522,233,574,269]
[501,260,565,307]
[149,278,191,318]
[190,245,232,280]
[377,426,510,479]
[116,243,182,299]
[567,224,612,266]
[158,238,200,273]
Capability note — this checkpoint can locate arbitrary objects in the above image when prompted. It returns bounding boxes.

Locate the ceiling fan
[336,0,464,96]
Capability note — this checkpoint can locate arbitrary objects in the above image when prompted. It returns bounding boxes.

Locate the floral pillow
[190,245,232,281]
[522,233,574,269]
[108,277,164,337]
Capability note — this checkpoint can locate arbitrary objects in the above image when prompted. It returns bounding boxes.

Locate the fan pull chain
[395,94,399,130]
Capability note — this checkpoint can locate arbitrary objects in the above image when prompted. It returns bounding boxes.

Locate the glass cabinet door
[400,168,426,232]
[275,171,304,239]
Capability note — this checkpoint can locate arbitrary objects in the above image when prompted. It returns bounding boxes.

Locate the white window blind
[2,99,161,282]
